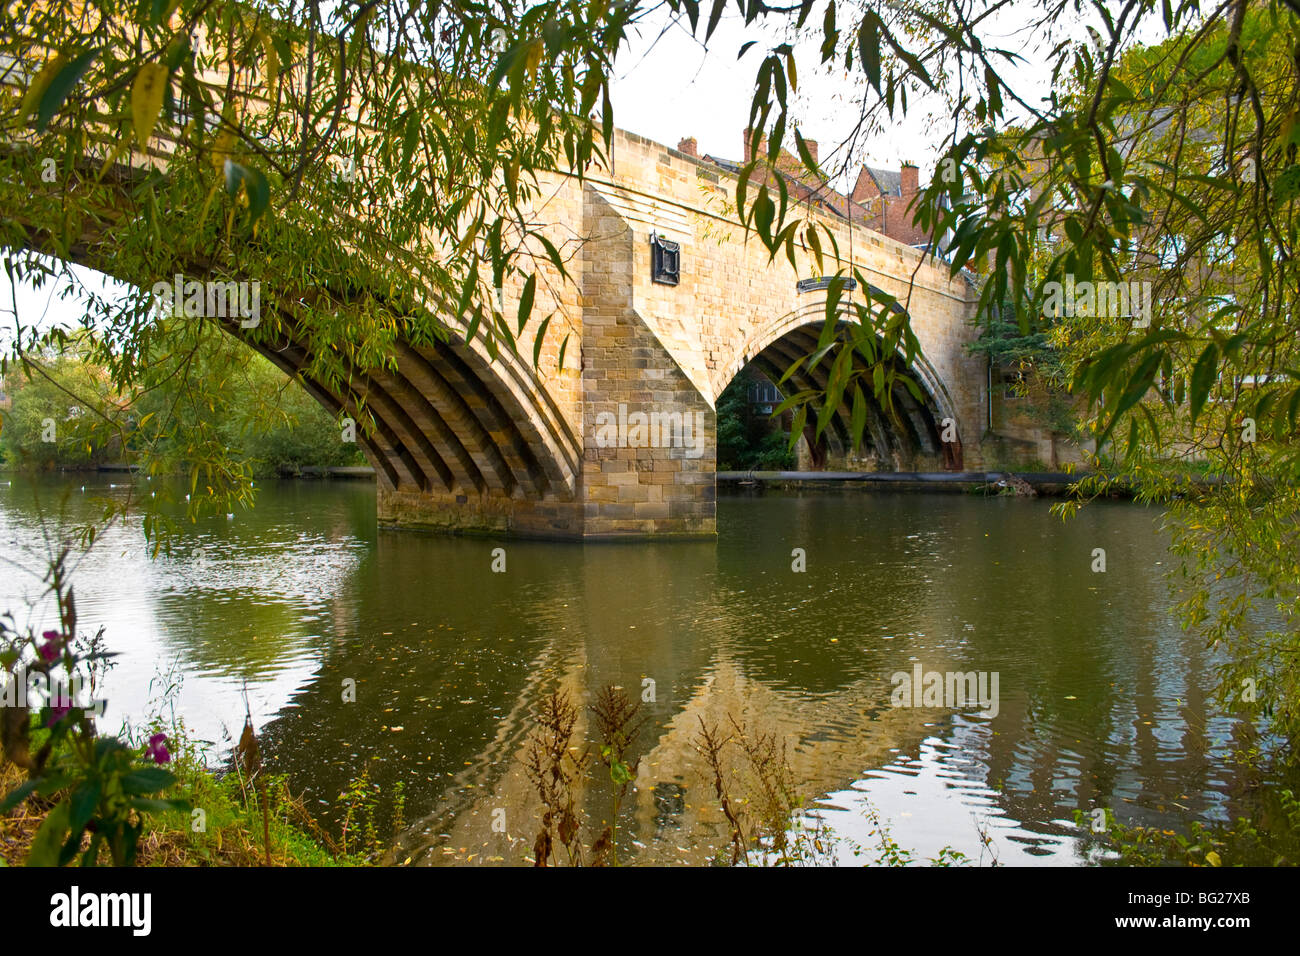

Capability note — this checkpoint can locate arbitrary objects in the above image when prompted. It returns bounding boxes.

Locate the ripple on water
[0,481,1283,864]
[812,720,1083,865]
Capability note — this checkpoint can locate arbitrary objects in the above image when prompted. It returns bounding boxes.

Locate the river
[0,474,1275,865]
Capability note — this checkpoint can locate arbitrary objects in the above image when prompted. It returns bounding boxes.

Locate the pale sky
[608,2,1067,184]
[610,6,945,175]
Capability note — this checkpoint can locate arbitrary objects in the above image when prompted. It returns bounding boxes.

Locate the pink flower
[46,702,71,727]
[37,630,65,662]
[145,733,171,764]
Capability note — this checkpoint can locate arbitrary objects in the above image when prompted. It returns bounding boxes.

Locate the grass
[0,728,366,868]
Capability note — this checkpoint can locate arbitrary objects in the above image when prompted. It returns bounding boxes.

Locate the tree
[128,323,366,479]
[0,350,117,469]
[716,368,797,470]
[2,0,635,521]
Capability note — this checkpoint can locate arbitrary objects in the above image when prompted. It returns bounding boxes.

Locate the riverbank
[5,464,1224,500]
[0,751,357,868]
[717,470,1229,496]
[717,470,1088,495]
[98,463,375,479]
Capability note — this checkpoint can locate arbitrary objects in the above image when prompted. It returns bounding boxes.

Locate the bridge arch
[4,231,582,516]
[716,293,962,471]
[225,310,581,500]
[6,118,988,536]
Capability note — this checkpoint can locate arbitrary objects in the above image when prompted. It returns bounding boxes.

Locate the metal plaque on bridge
[796,277,858,293]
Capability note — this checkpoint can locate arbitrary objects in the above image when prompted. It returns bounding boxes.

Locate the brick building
[676,133,931,248]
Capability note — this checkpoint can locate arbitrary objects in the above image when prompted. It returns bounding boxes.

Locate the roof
[863,166,903,197]
[704,155,742,175]
[703,154,866,223]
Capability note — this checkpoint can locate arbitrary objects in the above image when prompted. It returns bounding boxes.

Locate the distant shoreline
[2,465,1223,498]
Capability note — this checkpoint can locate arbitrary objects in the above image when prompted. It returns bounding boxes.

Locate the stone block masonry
[303,129,983,538]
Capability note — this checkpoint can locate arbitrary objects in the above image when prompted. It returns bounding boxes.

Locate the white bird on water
[226,513,234,520]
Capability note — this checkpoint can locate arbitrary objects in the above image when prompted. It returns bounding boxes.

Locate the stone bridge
[10,109,986,538]
[364,128,986,538]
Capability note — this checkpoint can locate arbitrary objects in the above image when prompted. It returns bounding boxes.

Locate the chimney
[742,128,774,164]
[677,136,698,158]
[901,162,919,197]
[802,139,818,165]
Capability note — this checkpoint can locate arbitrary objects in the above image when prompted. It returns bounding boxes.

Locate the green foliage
[970,308,1080,440]
[1,0,634,542]
[769,280,927,455]
[1029,5,1300,765]
[0,549,371,868]
[241,385,365,474]
[1075,792,1300,867]
[717,368,797,470]
[589,685,645,866]
[160,757,359,867]
[966,313,1057,374]
[337,763,383,858]
[130,328,365,478]
[2,336,364,482]
[0,351,118,469]
[331,763,408,862]
[0,548,188,866]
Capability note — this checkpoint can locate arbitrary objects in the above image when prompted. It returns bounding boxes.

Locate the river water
[0,474,1274,865]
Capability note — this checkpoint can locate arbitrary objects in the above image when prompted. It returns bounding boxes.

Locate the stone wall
[578,189,716,536]
[590,130,987,462]
[379,127,989,536]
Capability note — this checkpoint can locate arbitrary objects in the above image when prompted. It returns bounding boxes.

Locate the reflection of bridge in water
[0,478,1253,865]
[392,648,957,867]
